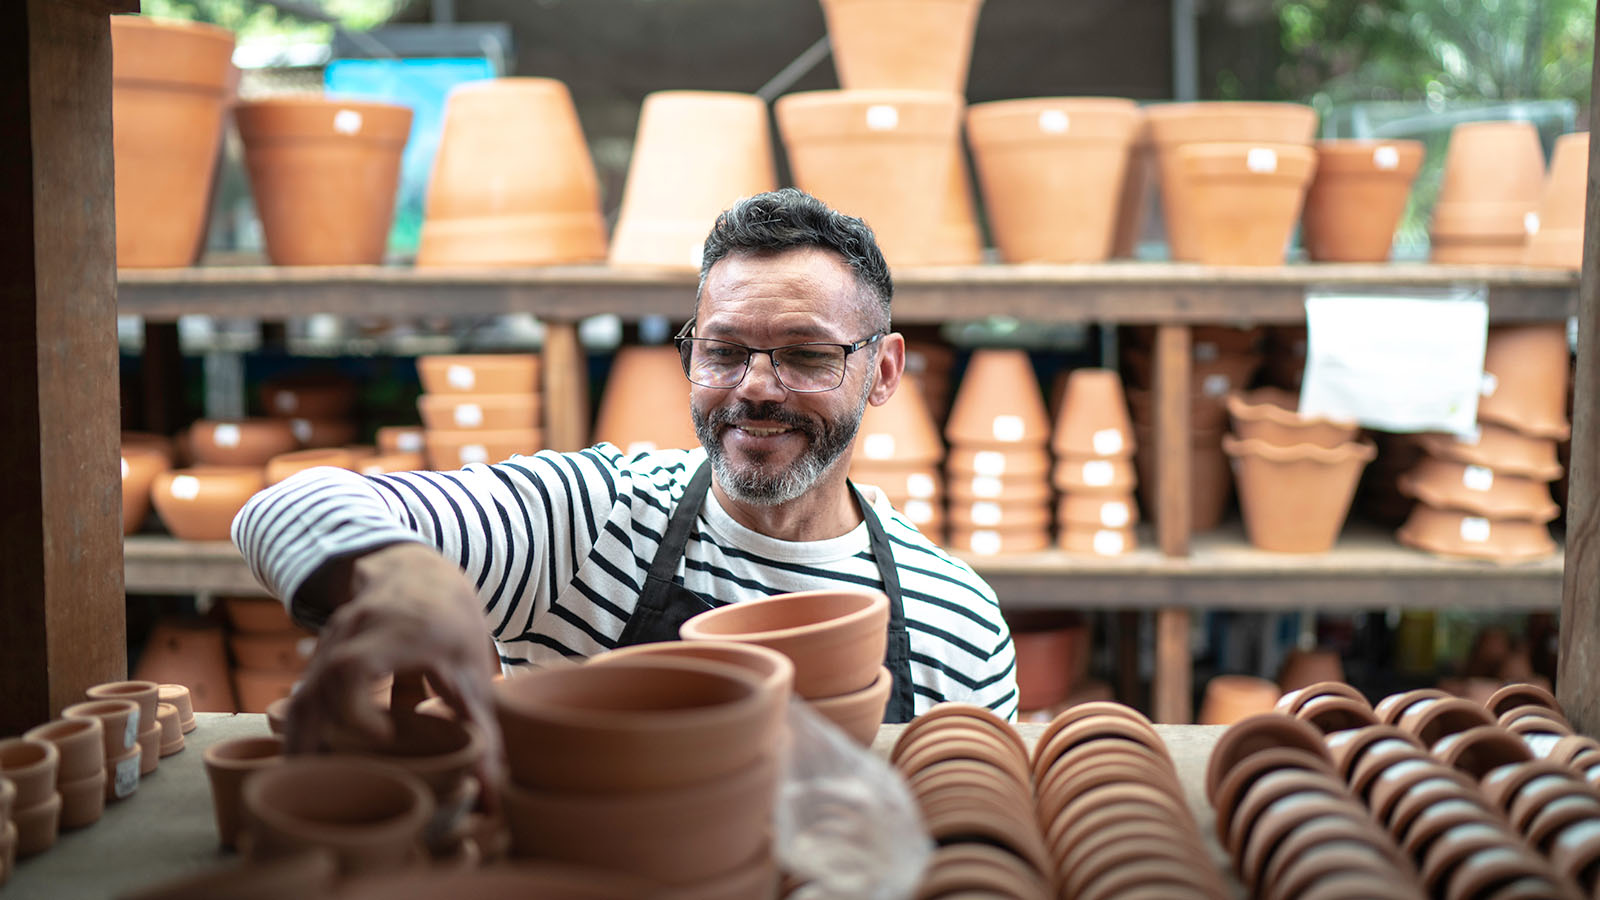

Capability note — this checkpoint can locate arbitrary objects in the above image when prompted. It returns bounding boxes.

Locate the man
[233,188,1017,753]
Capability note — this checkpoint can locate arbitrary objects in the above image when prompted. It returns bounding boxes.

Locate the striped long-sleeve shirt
[231,444,1019,719]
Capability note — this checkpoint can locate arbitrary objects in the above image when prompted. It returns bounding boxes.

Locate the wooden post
[542,321,590,452]
[0,0,136,734]
[1153,323,1193,723]
[1557,21,1600,736]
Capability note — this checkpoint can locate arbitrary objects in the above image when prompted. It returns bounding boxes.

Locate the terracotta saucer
[1397,456,1560,522]
[1225,767,1352,860]
[1375,688,1454,725]
[1032,715,1168,784]
[1325,725,1423,781]
[1485,682,1563,719]
[1546,735,1600,768]
[895,732,1034,791]
[892,717,1029,772]
[1419,821,1523,895]
[1434,725,1535,779]
[1238,793,1373,886]
[1396,505,1558,564]
[1546,816,1600,891]
[1399,797,1503,860]
[1046,797,1195,871]
[895,702,1029,765]
[1276,681,1369,716]
[1499,704,1575,733]
[1297,871,1431,900]
[1038,759,1184,826]
[920,802,1053,877]
[1062,835,1212,900]
[1526,794,1600,854]
[1212,747,1342,841]
[1074,855,1225,900]
[1204,713,1330,804]
[1397,697,1495,749]
[1416,424,1563,482]
[1265,838,1407,900]
[1506,714,1574,741]
[1374,766,1479,835]
[1295,694,1379,735]
[1349,743,1437,805]
[1442,845,1561,900]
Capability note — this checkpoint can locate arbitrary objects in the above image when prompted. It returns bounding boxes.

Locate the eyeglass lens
[681,339,849,392]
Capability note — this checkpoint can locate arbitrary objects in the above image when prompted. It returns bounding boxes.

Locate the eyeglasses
[674,319,885,393]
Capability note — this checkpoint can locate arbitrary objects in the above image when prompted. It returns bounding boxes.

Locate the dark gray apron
[615,460,916,723]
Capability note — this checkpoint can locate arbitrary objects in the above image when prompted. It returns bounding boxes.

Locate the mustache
[706,400,820,434]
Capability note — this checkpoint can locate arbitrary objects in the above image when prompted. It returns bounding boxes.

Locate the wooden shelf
[117,262,1579,324]
[126,524,1563,611]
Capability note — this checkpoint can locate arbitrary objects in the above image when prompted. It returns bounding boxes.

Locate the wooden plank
[1154,607,1192,724]
[1154,324,1191,556]
[1,0,126,734]
[1558,26,1600,735]
[541,322,589,452]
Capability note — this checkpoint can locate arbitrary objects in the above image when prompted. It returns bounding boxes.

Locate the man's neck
[709,468,863,542]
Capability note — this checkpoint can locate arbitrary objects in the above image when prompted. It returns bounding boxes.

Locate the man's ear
[868,333,906,407]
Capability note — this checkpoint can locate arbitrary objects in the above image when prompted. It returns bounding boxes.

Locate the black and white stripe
[232,444,1018,719]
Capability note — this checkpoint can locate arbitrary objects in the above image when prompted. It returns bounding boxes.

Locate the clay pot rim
[1294,694,1380,734]
[324,710,487,781]
[241,755,434,844]
[1033,702,1159,759]
[1226,389,1357,431]
[1224,768,1352,859]
[62,698,141,722]
[1203,713,1331,804]
[1374,688,1454,725]
[202,735,286,769]
[1415,428,1563,482]
[235,97,413,131]
[808,664,891,713]
[966,97,1142,140]
[1486,682,1562,718]
[1397,462,1560,523]
[1396,696,1496,745]
[586,639,795,701]
[0,737,59,782]
[776,88,966,111]
[1433,724,1534,778]
[679,588,888,643]
[493,656,770,733]
[1212,746,1343,842]
[1313,138,1425,169]
[1276,681,1369,716]
[1176,140,1317,170]
[1032,717,1171,785]
[1222,434,1377,464]
[1545,734,1600,767]
[1324,724,1422,781]
[23,717,103,744]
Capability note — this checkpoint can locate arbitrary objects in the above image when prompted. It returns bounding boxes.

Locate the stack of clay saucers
[943,350,1053,555]
[849,377,947,541]
[1051,369,1138,557]
[0,739,59,863]
[1397,324,1568,563]
[416,354,543,469]
[891,704,1051,899]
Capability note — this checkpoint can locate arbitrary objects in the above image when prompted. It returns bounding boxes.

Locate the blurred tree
[140,0,405,42]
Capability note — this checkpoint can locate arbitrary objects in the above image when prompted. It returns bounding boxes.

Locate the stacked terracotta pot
[1224,387,1374,553]
[1525,132,1590,270]
[416,354,543,469]
[591,346,698,456]
[943,350,1053,555]
[849,377,946,541]
[1051,369,1138,556]
[1007,611,1090,716]
[1396,325,1567,563]
[133,624,237,713]
[224,596,313,714]
[0,738,60,862]
[680,588,892,745]
[1144,102,1319,264]
[152,421,275,541]
[1198,674,1282,726]
[1123,325,1262,533]
[1301,139,1425,262]
[494,657,784,896]
[1429,121,1546,264]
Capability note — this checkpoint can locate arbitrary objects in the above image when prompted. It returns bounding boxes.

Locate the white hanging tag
[1481,372,1499,397]
[121,457,130,479]
[1202,374,1231,397]
[397,431,424,452]
[1525,212,1541,235]
[290,419,313,443]
[273,392,297,414]
[114,755,140,798]
[1194,342,1220,362]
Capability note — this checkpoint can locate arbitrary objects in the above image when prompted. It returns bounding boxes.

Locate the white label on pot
[905,499,934,524]
[862,433,896,460]
[290,419,313,443]
[906,473,936,499]
[973,451,1007,476]
[1092,529,1125,555]
[273,392,297,414]
[1038,109,1069,134]
[1525,212,1541,235]
[1463,464,1494,492]
[1373,145,1400,170]
[213,424,241,448]
[970,475,1003,498]
[1092,428,1124,456]
[1194,342,1220,362]
[397,431,424,452]
[453,403,484,428]
[1460,516,1491,543]
[120,457,129,479]
[969,530,1002,555]
[460,444,489,465]
[970,502,1002,526]
[333,109,364,135]
[1202,374,1232,397]
[1082,459,1115,487]
[114,755,139,798]
[1459,424,1483,446]
[992,415,1025,442]
[865,105,900,130]
[446,365,476,390]
[1100,501,1130,528]
[1246,147,1278,173]
[123,710,140,749]
[170,475,201,501]
[625,440,657,456]
[1481,372,1499,397]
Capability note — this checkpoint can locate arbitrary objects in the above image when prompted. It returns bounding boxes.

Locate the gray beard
[693,382,872,507]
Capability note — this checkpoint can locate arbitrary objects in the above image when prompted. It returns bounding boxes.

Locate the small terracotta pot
[852,375,944,466]
[1275,652,1347,694]
[22,718,104,783]
[322,709,485,805]
[110,16,235,268]
[1486,682,1563,719]
[287,418,357,449]
[818,0,984,93]
[1525,131,1589,270]
[1174,142,1317,265]
[57,767,106,830]
[1396,504,1557,563]
[586,638,796,702]
[156,703,185,757]
[376,426,427,455]
[1479,324,1571,440]
[1301,139,1425,262]
[946,524,1051,555]
[945,445,1050,478]
[202,736,286,850]
[1052,454,1136,494]
[122,445,170,534]
[1011,623,1087,712]
[1054,523,1136,556]
[424,428,543,469]
[1398,456,1560,522]
[0,741,58,812]
[807,665,892,745]
[87,680,160,730]
[679,588,889,699]
[105,745,141,802]
[1415,424,1562,482]
[151,466,266,541]
[609,91,776,271]
[1226,434,1375,553]
[966,98,1142,262]
[851,463,943,506]
[933,146,985,265]
[1056,492,1138,530]
[1197,675,1281,726]
[137,722,162,775]
[264,448,356,486]
[947,498,1050,530]
[1432,120,1545,241]
[419,78,606,267]
[773,89,963,267]
[62,698,141,761]
[242,756,433,878]
[235,97,412,266]
[189,419,298,467]
[1226,388,1358,449]
[591,346,697,455]
[1051,368,1136,459]
[1111,128,1154,257]
[12,791,61,858]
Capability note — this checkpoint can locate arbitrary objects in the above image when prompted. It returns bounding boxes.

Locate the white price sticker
[1373,145,1400,170]
[1037,109,1069,133]
[1525,212,1541,235]
[1194,342,1220,362]
[973,451,1007,477]
[446,365,476,390]
[862,433,896,460]
[1460,516,1491,543]
[213,424,241,448]
[453,404,484,428]
[332,109,364,135]
[1246,147,1279,173]
[969,530,1002,555]
[1462,465,1494,492]
[970,475,1003,499]
[1100,501,1130,528]
[1082,459,1115,487]
[123,710,140,749]
[170,475,200,501]
[460,444,489,465]
[114,755,140,798]
[865,105,900,130]
[1202,374,1232,397]
[120,457,130,479]
[905,500,934,524]
[397,431,424,452]
[970,502,1002,527]
[906,473,936,499]
[290,419,312,443]
[1092,428,1124,456]
[1092,529,1126,555]
[992,415,1026,442]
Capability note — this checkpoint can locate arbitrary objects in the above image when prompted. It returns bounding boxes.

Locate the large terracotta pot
[591,347,697,455]
[774,90,963,267]
[966,98,1141,262]
[1173,142,1317,265]
[1225,387,1359,449]
[610,92,775,271]
[1198,675,1281,726]
[1479,324,1571,440]
[934,148,985,265]
[419,78,606,267]
[818,0,985,93]
[944,349,1050,448]
[122,446,170,534]
[1431,120,1546,263]
[150,467,266,541]
[1525,131,1589,270]
[235,97,411,265]
[1111,123,1154,258]
[1301,139,1424,262]
[1224,435,1376,553]
[111,16,235,268]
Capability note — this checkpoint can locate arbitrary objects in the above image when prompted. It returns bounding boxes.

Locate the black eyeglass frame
[672,318,887,393]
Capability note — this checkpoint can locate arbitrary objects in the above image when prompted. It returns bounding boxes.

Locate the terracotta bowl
[493,657,780,792]
[1051,368,1136,458]
[261,374,356,420]
[202,735,285,850]
[1294,694,1379,735]
[264,448,356,486]
[679,588,889,699]
[158,684,198,734]
[587,639,795,702]
[1199,674,1282,726]
[1276,680,1367,715]
[1227,387,1359,448]
[807,665,892,745]
[1397,697,1495,748]
[0,741,59,811]
[417,355,541,395]
[122,445,170,534]
[151,466,266,541]
[188,418,299,466]
[424,428,543,469]
[22,718,104,782]
[418,393,541,431]
[241,756,433,878]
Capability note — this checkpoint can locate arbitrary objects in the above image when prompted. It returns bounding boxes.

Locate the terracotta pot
[1052,368,1135,458]
[1396,504,1556,563]
[202,737,286,849]
[609,91,775,270]
[1109,131,1155,258]
[121,850,341,900]
[1276,651,1345,693]
[1525,131,1588,270]
[137,722,161,775]
[418,393,540,432]
[376,426,426,455]
[587,639,795,702]
[322,710,485,851]
[1121,346,1263,401]
[808,665,893,745]
[1415,424,1562,482]
[1398,456,1560,522]
[233,667,299,713]
[229,631,313,672]
[1486,682,1562,719]
[286,418,356,449]
[1197,675,1280,726]
[151,466,265,541]
[22,718,104,783]
[417,355,540,395]
[11,791,61,859]
[260,373,356,420]
[110,16,235,268]
[945,446,1050,478]
[1428,234,1533,264]
[122,430,178,466]
[86,681,160,733]
[818,0,984,93]
[1225,434,1375,553]
[591,346,697,455]
[189,419,298,467]
[1125,385,1228,433]
[156,703,185,757]
[947,499,1049,530]
[1301,139,1425,262]
[852,375,944,466]
[1056,492,1138,529]
[850,463,943,505]
[966,98,1142,262]
[356,452,426,475]
[945,524,1051,555]
[1173,142,1317,265]
[1226,388,1358,449]
[933,147,985,265]
[0,741,59,812]
[234,97,411,266]
[1432,120,1545,241]
[62,699,141,765]
[122,446,170,534]
[679,589,889,699]
[424,428,543,469]
[264,447,355,486]
[56,768,106,830]
[1479,324,1571,440]
[1051,454,1136,494]
[493,657,780,792]
[774,90,963,267]
[1011,622,1087,712]
[242,755,433,878]
[1055,524,1136,557]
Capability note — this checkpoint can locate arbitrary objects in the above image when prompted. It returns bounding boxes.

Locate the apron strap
[615,460,714,647]
[851,482,917,724]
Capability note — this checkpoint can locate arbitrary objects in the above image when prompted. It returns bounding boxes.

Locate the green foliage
[140,0,404,42]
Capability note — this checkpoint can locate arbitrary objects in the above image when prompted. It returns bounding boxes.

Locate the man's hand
[285,542,504,795]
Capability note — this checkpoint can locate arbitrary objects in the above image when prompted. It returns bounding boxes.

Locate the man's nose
[736,351,789,401]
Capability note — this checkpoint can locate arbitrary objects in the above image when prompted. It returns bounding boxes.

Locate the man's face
[689,248,879,506]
